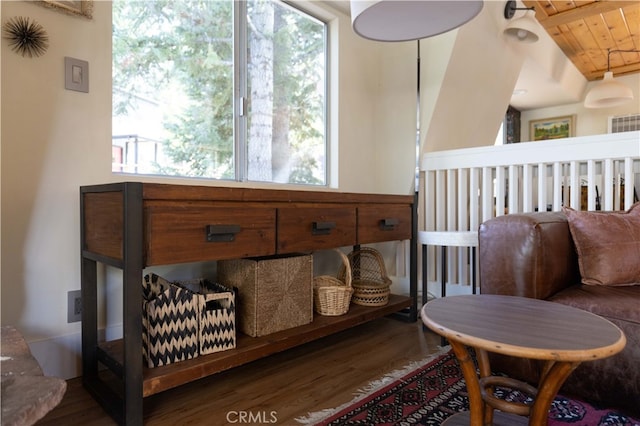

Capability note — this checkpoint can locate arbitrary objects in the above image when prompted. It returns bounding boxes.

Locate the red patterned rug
[297,349,640,426]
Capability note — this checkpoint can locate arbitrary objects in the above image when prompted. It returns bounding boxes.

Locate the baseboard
[28,324,123,380]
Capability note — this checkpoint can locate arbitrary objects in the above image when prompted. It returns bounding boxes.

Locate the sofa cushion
[548,284,640,417]
[563,202,640,286]
[548,284,640,324]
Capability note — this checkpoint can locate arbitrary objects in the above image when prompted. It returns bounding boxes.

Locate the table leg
[471,246,477,294]
[448,340,485,426]
[422,244,429,307]
[441,246,447,298]
[475,349,494,425]
[440,246,447,346]
[529,360,580,425]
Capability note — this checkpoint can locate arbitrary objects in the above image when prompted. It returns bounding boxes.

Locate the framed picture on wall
[529,115,575,141]
[38,1,93,19]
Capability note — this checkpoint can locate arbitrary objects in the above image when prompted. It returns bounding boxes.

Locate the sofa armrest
[478,212,580,299]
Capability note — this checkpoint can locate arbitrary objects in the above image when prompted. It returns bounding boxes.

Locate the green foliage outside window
[112,0,326,184]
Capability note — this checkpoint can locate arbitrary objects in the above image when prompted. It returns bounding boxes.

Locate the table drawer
[277,207,356,253]
[358,204,411,244]
[145,204,276,265]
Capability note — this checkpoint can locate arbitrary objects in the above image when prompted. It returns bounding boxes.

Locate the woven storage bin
[338,247,391,307]
[217,254,313,337]
[313,250,353,316]
[142,273,199,368]
[176,279,236,355]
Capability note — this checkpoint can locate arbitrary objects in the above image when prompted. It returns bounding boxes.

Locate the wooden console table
[80,182,417,425]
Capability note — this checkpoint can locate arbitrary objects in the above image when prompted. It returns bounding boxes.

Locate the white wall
[371,41,418,194]
[520,73,640,140]
[423,1,524,153]
[1,1,113,377]
[0,1,418,379]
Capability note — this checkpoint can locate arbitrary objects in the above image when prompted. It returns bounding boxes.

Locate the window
[112,0,327,185]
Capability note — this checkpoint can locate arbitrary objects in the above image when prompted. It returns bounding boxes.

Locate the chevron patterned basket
[142,273,199,368]
[177,279,236,355]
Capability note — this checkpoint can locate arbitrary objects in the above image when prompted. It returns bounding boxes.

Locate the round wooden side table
[421,294,626,426]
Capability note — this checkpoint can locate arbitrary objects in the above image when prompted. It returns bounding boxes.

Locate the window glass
[246,0,326,184]
[112,0,326,185]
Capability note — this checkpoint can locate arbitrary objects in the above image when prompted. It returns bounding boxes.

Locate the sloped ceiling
[325,1,639,110]
[523,0,640,81]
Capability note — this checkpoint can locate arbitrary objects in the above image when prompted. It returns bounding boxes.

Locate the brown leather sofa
[478,211,640,417]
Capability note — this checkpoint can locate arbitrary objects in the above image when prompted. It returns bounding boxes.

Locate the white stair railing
[419,131,640,296]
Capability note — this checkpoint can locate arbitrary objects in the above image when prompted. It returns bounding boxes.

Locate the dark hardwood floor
[37,318,443,425]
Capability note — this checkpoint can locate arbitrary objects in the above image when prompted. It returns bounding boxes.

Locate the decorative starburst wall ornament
[3,16,49,58]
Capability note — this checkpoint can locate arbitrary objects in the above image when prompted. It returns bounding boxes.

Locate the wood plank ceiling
[522,0,640,81]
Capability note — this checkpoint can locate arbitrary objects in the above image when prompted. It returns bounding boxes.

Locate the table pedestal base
[449,340,580,426]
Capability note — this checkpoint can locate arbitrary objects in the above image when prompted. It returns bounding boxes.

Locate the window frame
[112,0,330,186]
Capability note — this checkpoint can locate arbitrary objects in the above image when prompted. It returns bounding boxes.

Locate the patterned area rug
[297,348,640,426]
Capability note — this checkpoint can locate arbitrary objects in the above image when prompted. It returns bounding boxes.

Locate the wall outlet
[67,290,82,323]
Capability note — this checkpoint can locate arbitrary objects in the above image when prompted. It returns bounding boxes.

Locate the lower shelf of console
[98,294,412,397]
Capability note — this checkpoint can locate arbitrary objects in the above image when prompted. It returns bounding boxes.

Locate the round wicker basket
[313,250,353,316]
[338,247,391,307]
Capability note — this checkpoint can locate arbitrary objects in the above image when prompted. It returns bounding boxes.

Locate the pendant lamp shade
[350,0,484,42]
[503,9,539,43]
[584,71,634,108]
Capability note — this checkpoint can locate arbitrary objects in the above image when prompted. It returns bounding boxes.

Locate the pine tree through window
[112,0,327,185]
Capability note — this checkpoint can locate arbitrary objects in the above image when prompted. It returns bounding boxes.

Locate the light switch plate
[65,57,89,93]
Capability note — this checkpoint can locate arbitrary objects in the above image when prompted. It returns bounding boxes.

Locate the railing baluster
[555,163,565,211]
[482,167,493,222]
[508,165,519,214]
[495,166,505,217]
[569,161,580,209]
[447,169,456,285]
[425,170,435,232]
[436,170,446,230]
[537,163,547,212]
[458,168,469,285]
[523,164,533,212]
[604,159,614,211]
[624,157,634,209]
[470,167,480,231]
[587,160,597,211]
[419,133,639,295]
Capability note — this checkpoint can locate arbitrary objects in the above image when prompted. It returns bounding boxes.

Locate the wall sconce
[350,0,484,42]
[503,0,539,43]
[584,49,638,109]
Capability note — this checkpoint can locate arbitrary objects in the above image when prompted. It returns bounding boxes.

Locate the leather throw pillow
[563,202,640,286]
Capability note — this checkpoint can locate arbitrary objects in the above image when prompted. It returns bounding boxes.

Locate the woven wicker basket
[339,247,391,307]
[313,250,353,316]
[218,254,312,337]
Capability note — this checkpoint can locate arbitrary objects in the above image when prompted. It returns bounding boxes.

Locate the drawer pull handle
[379,218,399,230]
[206,224,241,242]
[312,221,336,235]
